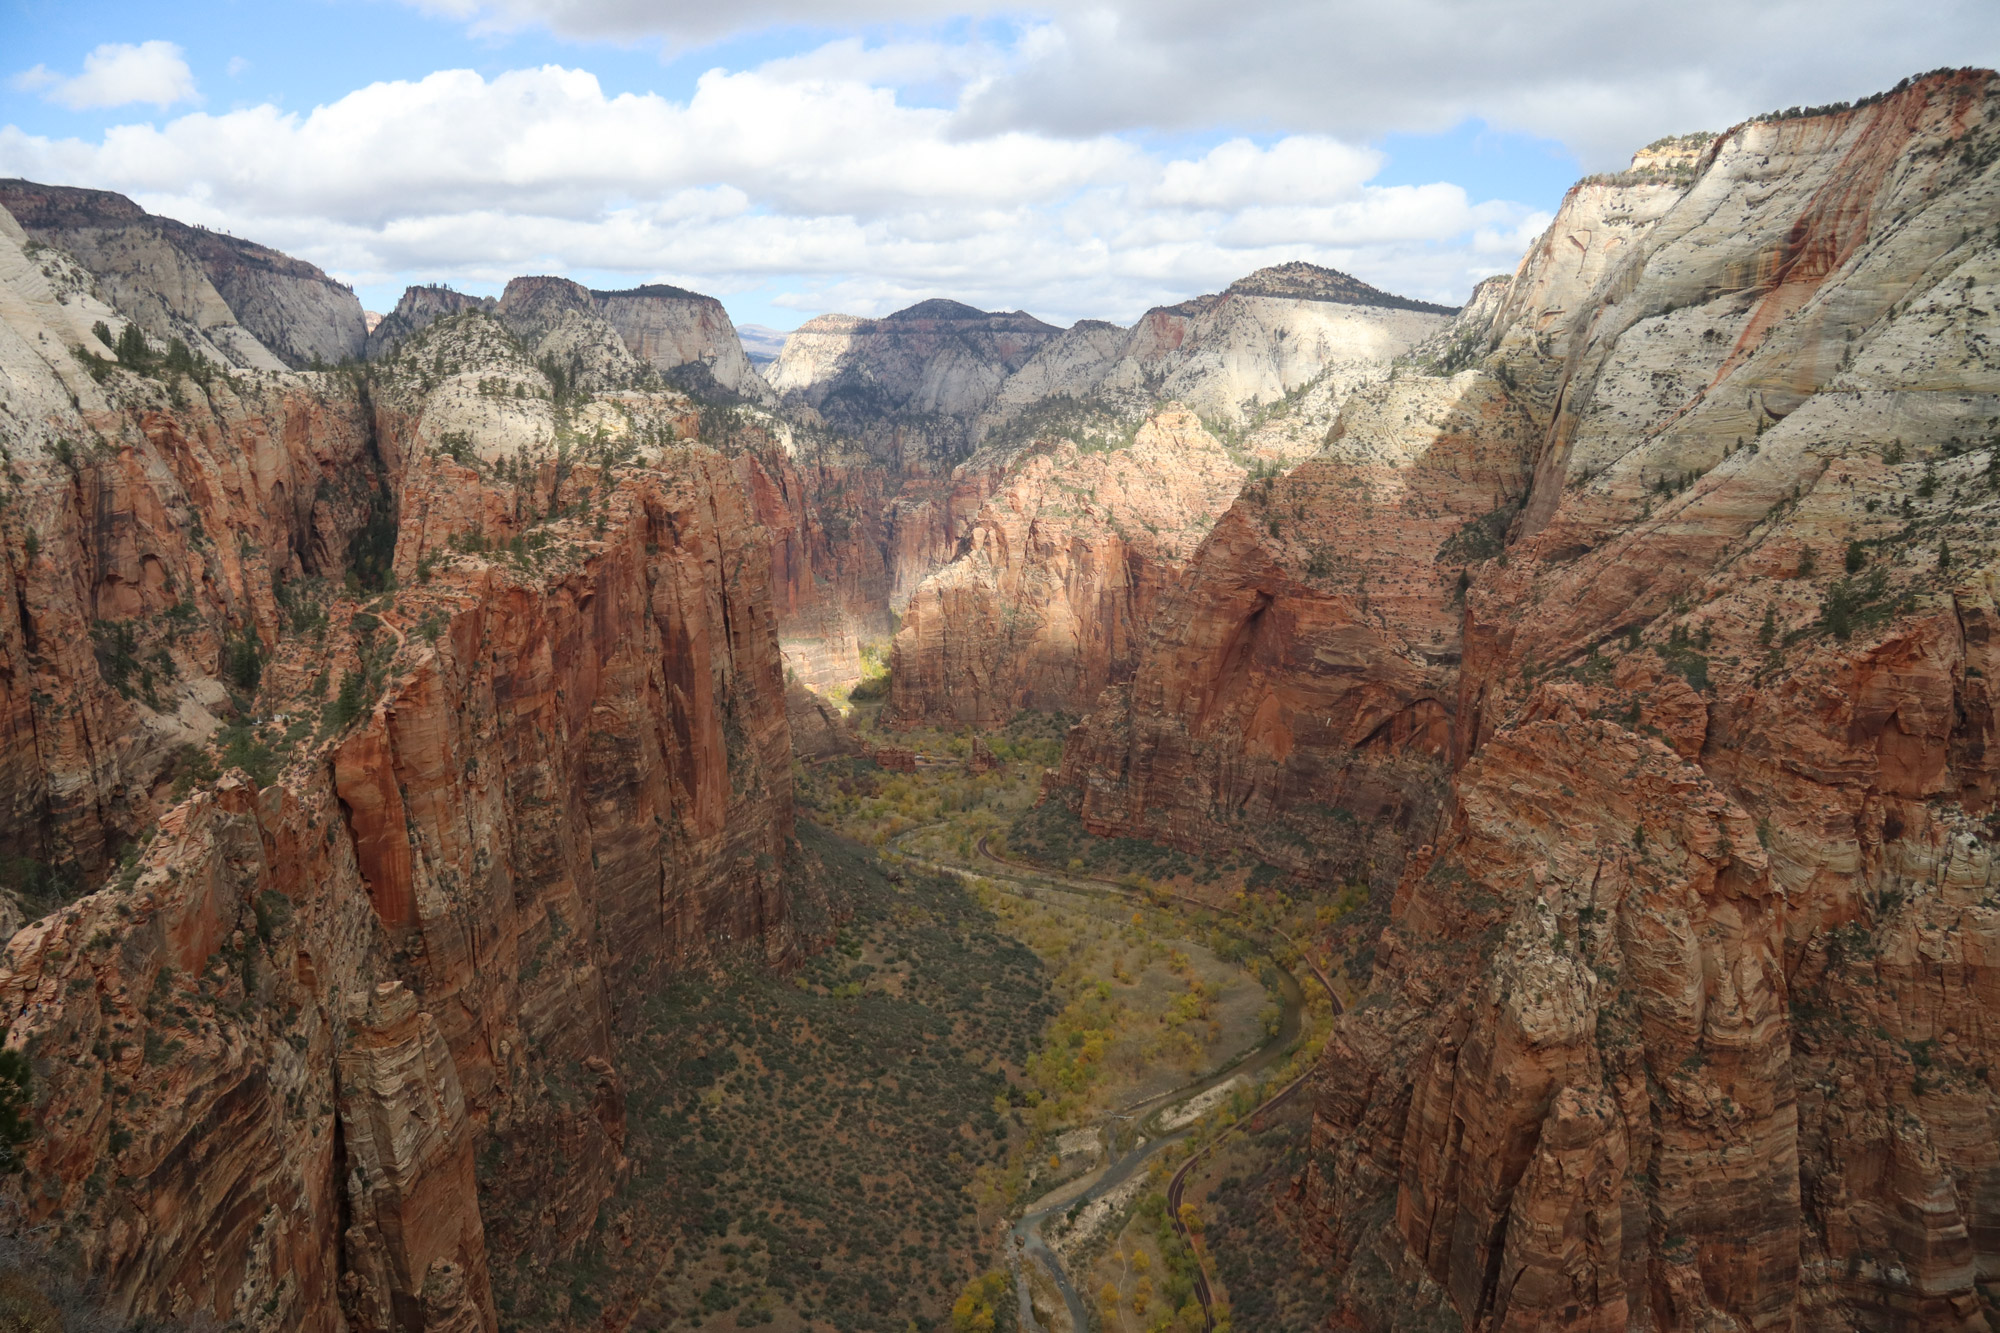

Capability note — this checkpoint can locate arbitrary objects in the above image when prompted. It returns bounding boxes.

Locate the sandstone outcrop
[869,266,1459,725]
[1048,68,2000,1330]
[768,300,1061,467]
[0,203,818,1332]
[0,200,386,886]
[1053,338,1536,884]
[787,679,860,761]
[985,262,1454,428]
[886,408,1247,728]
[967,735,1001,774]
[367,285,494,360]
[0,179,366,369]
[368,277,774,403]
[593,282,776,403]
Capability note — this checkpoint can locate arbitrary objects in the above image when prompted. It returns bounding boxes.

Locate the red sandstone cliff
[885,408,1246,728]
[1060,69,2000,1330]
[0,207,814,1331]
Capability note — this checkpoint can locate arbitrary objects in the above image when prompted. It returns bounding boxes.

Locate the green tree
[0,1030,32,1172]
[327,670,368,731]
[226,628,262,692]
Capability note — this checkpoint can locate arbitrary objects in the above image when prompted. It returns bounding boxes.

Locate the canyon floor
[790,700,1362,1333]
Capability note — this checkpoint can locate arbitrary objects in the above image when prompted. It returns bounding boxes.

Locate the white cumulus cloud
[399,0,1998,169]
[13,41,199,112]
[0,54,1540,322]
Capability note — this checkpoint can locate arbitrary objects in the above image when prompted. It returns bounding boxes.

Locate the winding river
[889,827,1315,1333]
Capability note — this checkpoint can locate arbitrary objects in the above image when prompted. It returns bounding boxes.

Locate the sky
[0,1,1991,332]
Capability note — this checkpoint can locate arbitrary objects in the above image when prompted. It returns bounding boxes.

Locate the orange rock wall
[0,388,809,1333]
[1060,69,2000,1331]
[886,409,1247,728]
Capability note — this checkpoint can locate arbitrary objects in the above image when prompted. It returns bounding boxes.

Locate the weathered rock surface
[986,262,1454,427]
[768,300,1061,467]
[1053,334,1536,884]
[1051,69,2000,1331]
[0,200,386,886]
[786,679,860,761]
[0,180,366,369]
[860,266,1459,719]
[0,203,819,1333]
[886,408,1246,727]
[367,285,494,360]
[368,277,774,403]
[593,282,776,403]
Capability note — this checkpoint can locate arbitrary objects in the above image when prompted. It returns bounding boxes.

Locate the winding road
[889,825,1344,1333]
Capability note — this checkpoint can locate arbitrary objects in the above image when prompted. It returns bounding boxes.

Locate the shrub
[0,1032,28,1172]
[225,629,262,692]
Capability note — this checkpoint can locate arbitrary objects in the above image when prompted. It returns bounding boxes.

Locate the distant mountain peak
[592,281,704,303]
[887,298,995,321]
[1226,261,1458,315]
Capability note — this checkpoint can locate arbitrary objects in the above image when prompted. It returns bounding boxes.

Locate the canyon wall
[768,299,1062,470]
[838,264,1455,716]
[1050,302,1543,884]
[987,262,1454,427]
[0,201,818,1332]
[0,179,367,370]
[1048,68,2000,1330]
[366,275,774,404]
[885,408,1246,728]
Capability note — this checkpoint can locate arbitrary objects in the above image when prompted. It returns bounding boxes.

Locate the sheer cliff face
[366,276,776,404]
[1055,69,2000,1330]
[850,267,1456,717]
[593,283,777,403]
[0,203,384,887]
[768,300,1062,468]
[885,409,1246,728]
[990,269,1454,426]
[1050,334,1537,885]
[0,209,811,1331]
[0,179,366,370]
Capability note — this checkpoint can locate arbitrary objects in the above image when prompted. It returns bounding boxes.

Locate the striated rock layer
[987,263,1454,427]
[1053,332,1537,885]
[366,276,774,403]
[0,179,366,370]
[885,408,1246,728]
[0,199,820,1332]
[1061,68,2000,1330]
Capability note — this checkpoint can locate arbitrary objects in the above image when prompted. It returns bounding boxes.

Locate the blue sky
[1,0,1982,330]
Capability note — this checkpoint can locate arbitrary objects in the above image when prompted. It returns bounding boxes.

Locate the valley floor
[488,706,1370,1333]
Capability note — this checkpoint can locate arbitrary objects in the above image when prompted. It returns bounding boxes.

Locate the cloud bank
[402,0,1995,167]
[0,60,1544,321]
[5,2,1984,323]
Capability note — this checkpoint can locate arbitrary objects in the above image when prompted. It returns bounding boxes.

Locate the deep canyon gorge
[0,64,1997,1333]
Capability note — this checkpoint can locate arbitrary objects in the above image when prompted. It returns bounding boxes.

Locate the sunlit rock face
[0,197,817,1332]
[1053,68,2000,1332]
[6,58,2000,1333]
[0,178,367,370]
[853,265,1457,721]
[886,408,1247,729]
